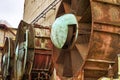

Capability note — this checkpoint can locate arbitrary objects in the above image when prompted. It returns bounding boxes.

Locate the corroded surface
[31,24,53,80]
[1,37,15,80]
[54,0,120,80]
[79,0,120,79]
[1,21,54,80]
[15,20,35,80]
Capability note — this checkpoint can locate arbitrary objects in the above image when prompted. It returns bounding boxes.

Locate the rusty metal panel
[35,28,50,37]
[85,61,109,71]
[74,0,120,79]
[32,25,53,79]
[33,53,52,69]
[84,69,107,78]
[80,0,120,79]
[88,30,120,61]
[91,1,120,23]
[93,23,120,34]
[88,1,120,61]
[34,27,52,50]
[35,38,52,49]
[94,0,120,5]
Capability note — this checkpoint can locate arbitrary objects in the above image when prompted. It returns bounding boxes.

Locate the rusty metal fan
[55,0,120,80]
[51,0,89,79]
[15,20,34,80]
[1,37,15,80]
[56,0,88,21]
[51,14,83,79]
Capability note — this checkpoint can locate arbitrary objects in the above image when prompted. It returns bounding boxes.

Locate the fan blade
[56,49,65,64]
[71,0,78,12]
[79,6,91,23]
[71,46,84,73]
[63,50,73,77]
[76,0,90,16]
[63,2,71,13]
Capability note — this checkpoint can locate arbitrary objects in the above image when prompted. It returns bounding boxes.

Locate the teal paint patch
[51,14,78,49]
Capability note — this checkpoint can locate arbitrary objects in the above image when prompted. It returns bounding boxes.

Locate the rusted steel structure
[15,21,35,80]
[0,24,16,79]
[51,14,81,80]
[1,21,35,80]
[31,24,53,79]
[0,24,16,48]
[1,37,15,80]
[1,0,120,80]
[1,21,54,80]
[52,0,120,80]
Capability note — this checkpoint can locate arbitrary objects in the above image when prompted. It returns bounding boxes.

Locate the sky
[0,0,25,28]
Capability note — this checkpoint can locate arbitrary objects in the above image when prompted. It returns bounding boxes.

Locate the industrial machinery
[98,54,120,80]
[1,37,15,80]
[51,0,120,80]
[15,21,35,80]
[1,21,35,80]
[1,21,53,80]
[31,24,53,80]
[1,0,120,80]
[51,14,81,80]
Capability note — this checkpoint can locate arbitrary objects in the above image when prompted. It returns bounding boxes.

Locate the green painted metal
[2,37,15,80]
[51,14,78,49]
[23,30,29,74]
[7,38,10,76]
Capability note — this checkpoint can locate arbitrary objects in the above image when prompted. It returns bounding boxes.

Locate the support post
[118,54,120,80]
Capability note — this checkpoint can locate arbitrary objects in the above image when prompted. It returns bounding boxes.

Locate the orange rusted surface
[31,24,53,80]
[53,0,120,80]
[1,21,54,80]
[77,0,120,79]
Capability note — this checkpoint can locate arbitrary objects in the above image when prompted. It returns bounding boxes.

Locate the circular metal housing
[51,14,78,49]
